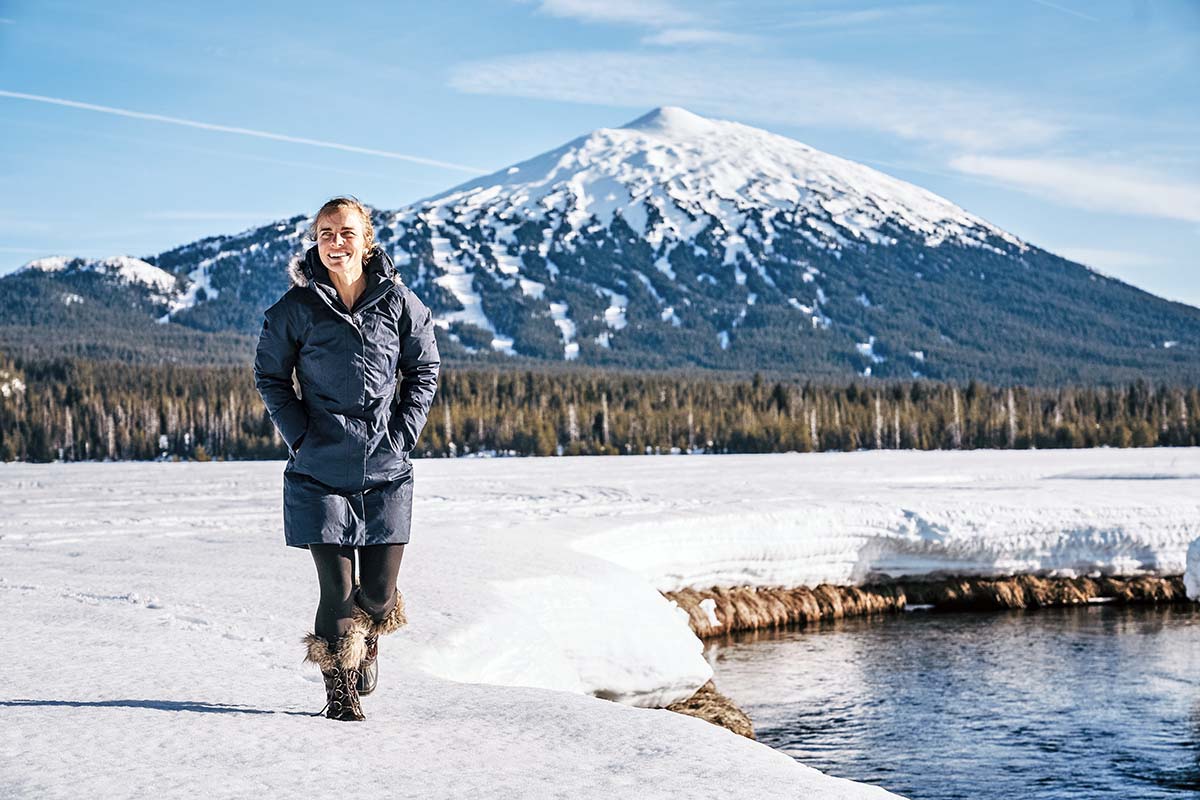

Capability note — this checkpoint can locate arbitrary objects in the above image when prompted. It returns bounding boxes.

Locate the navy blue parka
[254,246,440,546]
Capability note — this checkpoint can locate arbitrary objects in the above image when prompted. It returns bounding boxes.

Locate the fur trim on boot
[350,589,405,696]
[303,630,367,721]
[352,588,408,637]
[303,628,367,671]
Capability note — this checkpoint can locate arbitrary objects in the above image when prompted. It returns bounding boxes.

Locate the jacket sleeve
[394,288,441,452]
[253,297,309,451]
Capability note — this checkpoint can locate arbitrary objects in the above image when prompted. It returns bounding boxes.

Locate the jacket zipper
[304,267,401,489]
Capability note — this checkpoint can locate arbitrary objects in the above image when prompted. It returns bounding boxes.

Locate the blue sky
[2,0,1198,305]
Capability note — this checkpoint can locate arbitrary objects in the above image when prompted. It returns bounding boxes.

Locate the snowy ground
[4,448,1199,798]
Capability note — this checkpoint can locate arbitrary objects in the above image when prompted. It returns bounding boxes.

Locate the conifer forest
[0,354,1196,464]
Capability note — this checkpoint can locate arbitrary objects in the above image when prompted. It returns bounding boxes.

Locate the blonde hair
[308,196,378,258]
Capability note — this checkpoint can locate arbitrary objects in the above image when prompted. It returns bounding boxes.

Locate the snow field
[0,457,907,799]
[4,447,1198,798]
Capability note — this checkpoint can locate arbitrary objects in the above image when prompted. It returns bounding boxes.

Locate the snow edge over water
[1186,538,1200,600]
[573,503,1197,595]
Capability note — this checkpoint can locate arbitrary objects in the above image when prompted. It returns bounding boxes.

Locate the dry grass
[666,575,1188,638]
[666,680,755,740]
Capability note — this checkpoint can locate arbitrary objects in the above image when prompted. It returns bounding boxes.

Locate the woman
[254,196,440,721]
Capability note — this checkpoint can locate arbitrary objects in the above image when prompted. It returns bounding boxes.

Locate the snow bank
[1186,537,1200,600]
[415,570,709,707]
[569,449,1200,592]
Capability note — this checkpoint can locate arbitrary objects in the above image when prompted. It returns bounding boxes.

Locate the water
[708,604,1200,800]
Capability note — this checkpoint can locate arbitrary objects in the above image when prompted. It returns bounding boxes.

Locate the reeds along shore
[665,575,1190,639]
[666,680,756,740]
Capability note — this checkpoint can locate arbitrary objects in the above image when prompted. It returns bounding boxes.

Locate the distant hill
[3,106,1197,384]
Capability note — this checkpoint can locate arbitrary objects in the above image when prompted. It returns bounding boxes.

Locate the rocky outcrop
[666,575,1189,639]
[666,680,755,740]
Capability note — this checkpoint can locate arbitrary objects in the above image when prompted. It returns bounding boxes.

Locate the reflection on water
[709,604,1200,800]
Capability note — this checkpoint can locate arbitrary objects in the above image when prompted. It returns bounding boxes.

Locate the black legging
[310,543,405,642]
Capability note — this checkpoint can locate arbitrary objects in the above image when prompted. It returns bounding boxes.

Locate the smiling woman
[313,199,377,310]
[253,195,441,721]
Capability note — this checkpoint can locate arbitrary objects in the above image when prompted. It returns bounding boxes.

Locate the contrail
[0,89,487,174]
[1028,0,1099,22]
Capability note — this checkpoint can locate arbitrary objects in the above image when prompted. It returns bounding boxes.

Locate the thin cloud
[0,90,485,174]
[526,0,753,51]
[641,28,758,46]
[142,211,292,222]
[773,5,949,29]
[449,50,1065,150]
[531,0,694,26]
[1028,0,1099,22]
[949,154,1200,223]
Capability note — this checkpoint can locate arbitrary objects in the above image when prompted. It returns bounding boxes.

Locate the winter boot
[358,633,379,695]
[352,588,408,694]
[303,628,367,721]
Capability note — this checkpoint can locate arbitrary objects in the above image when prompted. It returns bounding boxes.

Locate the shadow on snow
[2,698,313,716]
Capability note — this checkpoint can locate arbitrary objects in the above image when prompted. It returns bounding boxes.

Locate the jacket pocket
[288,424,307,457]
[384,395,409,453]
[386,415,408,454]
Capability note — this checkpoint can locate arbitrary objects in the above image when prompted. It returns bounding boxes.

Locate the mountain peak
[427,102,1021,260]
[19,255,178,295]
[620,106,715,136]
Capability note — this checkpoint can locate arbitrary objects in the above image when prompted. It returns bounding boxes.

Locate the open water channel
[709,604,1200,800]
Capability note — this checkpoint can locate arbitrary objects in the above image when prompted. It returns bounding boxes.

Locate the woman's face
[316,207,367,277]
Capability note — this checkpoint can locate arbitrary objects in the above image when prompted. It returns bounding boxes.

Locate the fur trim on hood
[287,247,405,290]
[286,256,310,289]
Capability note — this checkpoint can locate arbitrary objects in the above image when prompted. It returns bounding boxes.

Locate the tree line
[0,354,1196,463]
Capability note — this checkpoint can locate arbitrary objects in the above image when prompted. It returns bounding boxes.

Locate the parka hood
[287,246,405,290]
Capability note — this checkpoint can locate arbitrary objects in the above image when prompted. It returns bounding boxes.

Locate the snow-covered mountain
[421,105,1023,270]
[381,105,1029,363]
[3,107,1198,381]
[19,255,179,303]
